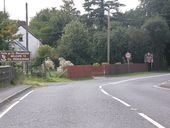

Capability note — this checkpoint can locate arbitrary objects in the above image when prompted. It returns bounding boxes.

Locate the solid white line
[111,96,131,107]
[138,113,166,128]
[107,74,170,86]
[19,90,34,101]
[0,101,19,119]
[0,90,34,119]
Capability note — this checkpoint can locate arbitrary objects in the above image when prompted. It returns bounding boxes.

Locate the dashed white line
[111,96,131,107]
[0,90,34,119]
[99,74,170,128]
[138,113,166,128]
[100,87,131,107]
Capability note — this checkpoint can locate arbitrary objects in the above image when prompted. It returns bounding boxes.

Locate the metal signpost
[0,51,30,62]
[125,52,132,72]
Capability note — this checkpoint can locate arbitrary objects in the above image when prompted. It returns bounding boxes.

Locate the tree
[110,24,128,63]
[60,0,80,15]
[126,27,151,63]
[142,16,170,69]
[32,45,58,67]
[89,31,107,63]
[58,21,89,64]
[139,0,168,16]
[0,12,17,50]
[83,0,123,30]
[29,8,75,47]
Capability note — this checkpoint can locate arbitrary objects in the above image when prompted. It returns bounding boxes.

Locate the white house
[13,21,42,59]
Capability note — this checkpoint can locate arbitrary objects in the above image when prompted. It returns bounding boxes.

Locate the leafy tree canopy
[0,12,17,50]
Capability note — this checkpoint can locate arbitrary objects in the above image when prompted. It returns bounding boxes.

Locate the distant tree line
[1,0,170,70]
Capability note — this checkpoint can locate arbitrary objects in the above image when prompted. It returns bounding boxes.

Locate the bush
[92,63,100,66]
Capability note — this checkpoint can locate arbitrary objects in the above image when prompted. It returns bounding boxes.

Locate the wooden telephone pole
[25,3,29,74]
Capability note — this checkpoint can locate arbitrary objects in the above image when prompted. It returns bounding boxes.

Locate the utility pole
[25,3,29,74]
[3,0,6,13]
[26,3,29,51]
[107,8,111,64]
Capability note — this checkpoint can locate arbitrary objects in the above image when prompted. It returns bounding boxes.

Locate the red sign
[125,52,131,60]
[0,51,30,61]
[144,52,153,63]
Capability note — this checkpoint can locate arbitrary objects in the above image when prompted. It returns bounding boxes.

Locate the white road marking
[107,74,170,86]
[19,90,34,101]
[100,86,131,107]
[0,90,34,119]
[100,88,110,96]
[153,85,170,91]
[99,74,170,128]
[138,113,166,128]
[0,101,19,119]
[111,96,131,107]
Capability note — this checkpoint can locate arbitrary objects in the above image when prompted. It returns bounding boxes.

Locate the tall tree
[60,0,80,15]
[29,8,75,47]
[142,16,170,69]
[0,12,17,50]
[58,20,89,64]
[139,0,168,16]
[83,0,123,30]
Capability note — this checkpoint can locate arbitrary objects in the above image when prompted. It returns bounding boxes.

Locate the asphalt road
[0,73,170,128]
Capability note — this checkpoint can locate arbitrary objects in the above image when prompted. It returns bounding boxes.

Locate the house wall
[15,26,41,59]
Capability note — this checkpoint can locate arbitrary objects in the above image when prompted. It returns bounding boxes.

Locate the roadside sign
[125,52,131,60]
[144,52,153,63]
[0,51,30,61]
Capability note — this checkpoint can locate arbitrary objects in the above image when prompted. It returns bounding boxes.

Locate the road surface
[0,73,170,128]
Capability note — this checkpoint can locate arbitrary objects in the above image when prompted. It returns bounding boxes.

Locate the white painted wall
[15,26,42,59]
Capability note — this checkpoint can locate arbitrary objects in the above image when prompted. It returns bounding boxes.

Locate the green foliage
[139,0,168,16]
[32,45,58,67]
[89,31,107,63]
[126,27,151,63]
[0,12,17,50]
[92,63,100,66]
[58,20,89,64]
[61,0,80,15]
[29,8,76,47]
[83,0,123,29]
[142,16,170,69]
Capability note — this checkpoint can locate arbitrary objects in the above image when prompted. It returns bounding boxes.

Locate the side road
[0,85,32,107]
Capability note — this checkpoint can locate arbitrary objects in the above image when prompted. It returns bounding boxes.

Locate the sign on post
[125,52,131,60]
[144,52,153,70]
[144,52,153,63]
[125,52,132,72]
[0,51,30,61]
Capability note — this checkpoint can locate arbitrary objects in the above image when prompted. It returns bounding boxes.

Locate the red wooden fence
[65,64,148,79]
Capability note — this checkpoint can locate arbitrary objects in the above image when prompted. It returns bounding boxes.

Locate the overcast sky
[0,0,139,21]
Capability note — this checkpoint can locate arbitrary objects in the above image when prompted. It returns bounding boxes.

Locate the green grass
[46,77,71,82]
[106,72,152,77]
[71,77,93,81]
[23,76,47,87]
